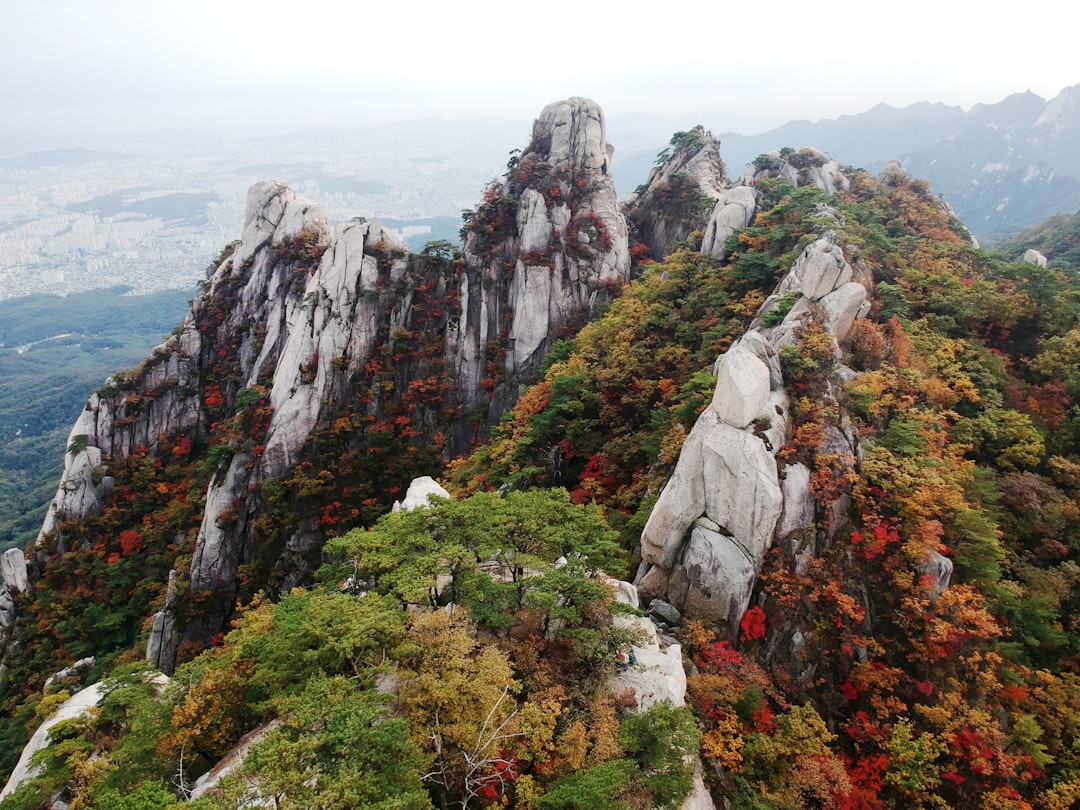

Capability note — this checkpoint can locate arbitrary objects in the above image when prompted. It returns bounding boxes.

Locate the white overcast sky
[2,0,1076,141]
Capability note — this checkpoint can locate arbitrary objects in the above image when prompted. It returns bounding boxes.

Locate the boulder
[189,720,284,801]
[1023,248,1048,267]
[735,331,784,390]
[0,548,28,594]
[681,526,756,629]
[648,599,683,626]
[701,186,757,259]
[393,476,451,512]
[776,236,853,302]
[880,158,906,176]
[607,578,640,608]
[818,281,868,342]
[609,615,686,710]
[697,418,783,565]
[641,409,782,571]
[920,551,954,601]
[711,344,772,429]
[635,564,671,603]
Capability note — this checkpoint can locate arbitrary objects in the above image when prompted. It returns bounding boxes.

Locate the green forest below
[0,287,194,551]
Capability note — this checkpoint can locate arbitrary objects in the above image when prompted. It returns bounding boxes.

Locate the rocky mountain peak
[625,127,728,260]
[449,97,629,448]
[17,99,633,674]
[533,96,613,172]
[1033,83,1080,138]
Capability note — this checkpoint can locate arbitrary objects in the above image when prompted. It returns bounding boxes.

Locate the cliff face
[18,98,631,673]
[625,127,728,260]
[449,97,630,450]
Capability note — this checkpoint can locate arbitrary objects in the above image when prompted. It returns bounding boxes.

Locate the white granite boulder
[640,409,782,572]
[1023,248,1048,267]
[920,551,954,601]
[776,237,853,302]
[0,549,28,594]
[393,476,451,512]
[701,186,757,259]
[680,525,756,628]
[711,344,772,429]
[818,281,868,342]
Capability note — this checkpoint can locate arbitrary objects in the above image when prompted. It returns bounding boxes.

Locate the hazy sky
[2,0,1076,141]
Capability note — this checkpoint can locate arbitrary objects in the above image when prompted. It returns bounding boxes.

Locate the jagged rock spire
[625,126,728,261]
[21,99,633,672]
[447,96,630,451]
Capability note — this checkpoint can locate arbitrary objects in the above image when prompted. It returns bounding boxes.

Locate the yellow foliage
[700,716,744,773]
[552,720,588,774]
[1042,779,1080,810]
[36,689,71,720]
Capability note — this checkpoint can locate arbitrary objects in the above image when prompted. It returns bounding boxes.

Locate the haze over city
[3,0,1077,143]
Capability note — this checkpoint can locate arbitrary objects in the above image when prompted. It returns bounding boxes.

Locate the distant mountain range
[612,85,1080,241]
[0,146,125,169]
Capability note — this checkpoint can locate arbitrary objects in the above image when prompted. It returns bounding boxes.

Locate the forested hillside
[2,104,1079,809]
[0,288,193,551]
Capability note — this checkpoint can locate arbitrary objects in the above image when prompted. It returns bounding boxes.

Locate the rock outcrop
[0,683,107,801]
[392,476,451,512]
[0,550,28,650]
[637,212,872,635]
[700,186,757,259]
[1023,247,1049,267]
[1,672,169,800]
[625,127,727,260]
[0,550,27,596]
[746,147,851,195]
[449,97,630,449]
[607,581,715,810]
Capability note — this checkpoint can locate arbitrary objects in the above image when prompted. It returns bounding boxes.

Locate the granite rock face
[625,127,728,260]
[776,236,853,302]
[0,549,28,595]
[700,186,757,259]
[0,683,108,800]
[711,344,772,430]
[448,97,630,450]
[607,580,716,810]
[636,181,880,636]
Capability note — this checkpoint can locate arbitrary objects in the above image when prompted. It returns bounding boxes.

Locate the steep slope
[993,208,1080,268]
